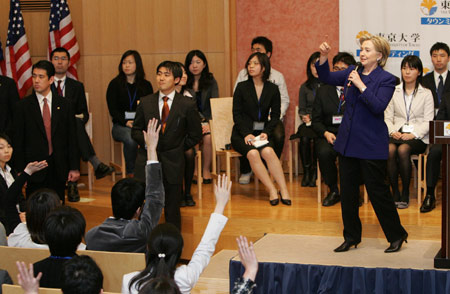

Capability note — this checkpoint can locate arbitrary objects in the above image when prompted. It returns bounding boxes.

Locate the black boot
[308,166,317,187]
[67,181,80,202]
[301,164,311,187]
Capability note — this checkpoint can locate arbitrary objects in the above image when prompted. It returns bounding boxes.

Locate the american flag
[0,39,6,76]
[48,0,80,80]
[4,0,33,98]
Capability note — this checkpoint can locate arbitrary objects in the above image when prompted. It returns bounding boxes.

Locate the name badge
[332,115,343,125]
[125,111,136,120]
[402,124,414,133]
[253,121,265,131]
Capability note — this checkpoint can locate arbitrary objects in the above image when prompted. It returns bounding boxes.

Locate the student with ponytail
[122,175,231,294]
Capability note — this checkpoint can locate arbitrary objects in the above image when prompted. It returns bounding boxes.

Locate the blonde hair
[359,35,390,68]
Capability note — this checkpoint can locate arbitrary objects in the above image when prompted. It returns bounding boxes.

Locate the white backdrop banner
[339,0,450,77]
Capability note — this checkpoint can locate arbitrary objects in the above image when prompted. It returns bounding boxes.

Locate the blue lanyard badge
[403,92,413,123]
[127,88,138,110]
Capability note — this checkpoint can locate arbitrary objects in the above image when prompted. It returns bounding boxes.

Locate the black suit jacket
[12,91,79,183]
[312,84,342,136]
[0,75,20,135]
[0,168,28,234]
[436,91,450,120]
[53,77,89,124]
[131,92,202,184]
[232,79,281,139]
[421,71,450,108]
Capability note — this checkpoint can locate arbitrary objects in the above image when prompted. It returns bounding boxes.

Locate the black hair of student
[305,51,321,90]
[245,52,271,82]
[138,277,181,294]
[116,50,147,87]
[184,50,214,91]
[157,60,183,83]
[174,62,188,93]
[44,206,86,257]
[129,223,183,292]
[401,55,423,96]
[26,189,61,244]
[0,133,12,146]
[61,255,103,294]
[32,60,55,78]
[430,42,450,56]
[332,52,356,66]
[251,36,273,55]
[111,178,145,220]
[50,47,71,60]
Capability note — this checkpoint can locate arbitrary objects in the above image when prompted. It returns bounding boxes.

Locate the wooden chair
[412,147,428,204]
[2,285,118,294]
[0,246,145,293]
[108,116,126,182]
[210,97,241,184]
[195,149,203,199]
[288,106,301,183]
[84,93,94,190]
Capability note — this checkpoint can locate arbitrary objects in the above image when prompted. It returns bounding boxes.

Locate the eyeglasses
[52,56,69,61]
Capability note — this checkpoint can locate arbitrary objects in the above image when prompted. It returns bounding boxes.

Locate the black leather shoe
[322,191,340,207]
[420,195,436,213]
[203,178,212,184]
[185,194,196,206]
[385,233,408,253]
[334,240,360,252]
[301,166,311,187]
[270,198,279,206]
[308,168,317,187]
[95,163,115,179]
[279,191,291,206]
[67,182,80,202]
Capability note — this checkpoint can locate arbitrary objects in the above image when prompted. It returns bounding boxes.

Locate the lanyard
[50,256,73,260]
[337,88,345,114]
[403,92,414,123]
[127,87,138,110]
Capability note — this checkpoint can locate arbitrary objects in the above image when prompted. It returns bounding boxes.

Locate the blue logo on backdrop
[421,0,450,25]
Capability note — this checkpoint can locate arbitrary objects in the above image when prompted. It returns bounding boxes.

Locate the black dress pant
[316,138,338,188]
[239,120,285,174]
[163,178,182,230]
[339,156,407,243]
[426,144,442,188]
[26,156,66,202]
[75,118,96,161]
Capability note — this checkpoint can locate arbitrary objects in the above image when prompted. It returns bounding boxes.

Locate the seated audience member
[231,52,291,206]
[232,236,258,294]
[137,277,181,294]
[0,222,6,246]
[234,36,289,184]
[0,133,48,235]
[17,255,103,294]
[175,62,197,207]
[184,50,219,184]
[8,189,63,248]
[106,50,154,177]
[0,268,13,290]
[421,92,450,212]
[385,55,434,209]
[122,174,231,294]
[297,52,322,187]
[33,206,86,288]
[85,118,165,253]
[50,47,114,202]
[312,52,356,206]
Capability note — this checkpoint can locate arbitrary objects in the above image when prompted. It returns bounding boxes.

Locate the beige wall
[0,0,234,164]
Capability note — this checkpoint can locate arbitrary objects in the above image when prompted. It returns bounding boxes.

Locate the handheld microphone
[347,62,362,87]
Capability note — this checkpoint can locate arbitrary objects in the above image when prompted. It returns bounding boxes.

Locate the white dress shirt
[54,75,67,97]
[36,91,53,116]
[234,67,290,119]
[122,213,228,294]
[158,90,176,117]
[434,70,448,88]
[0,164,15,188]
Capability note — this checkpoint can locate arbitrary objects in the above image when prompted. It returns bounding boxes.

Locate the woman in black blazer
[231,53,291,206]
[0,133,47,234]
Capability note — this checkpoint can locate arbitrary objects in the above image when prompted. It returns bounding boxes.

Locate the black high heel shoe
[279,191,291,206]
[269,198,279,206]
[334,240,360,252]
[384,233,408,253]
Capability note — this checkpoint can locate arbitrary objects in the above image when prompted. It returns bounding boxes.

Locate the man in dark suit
[50,47,114,202]
[421,42,450,109]
[132,61,202,230]
[0,75,20,136]
[13,60,79,202]
[312,52,356,206]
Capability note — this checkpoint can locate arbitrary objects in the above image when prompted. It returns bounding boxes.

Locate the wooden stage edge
[72,172,442,261]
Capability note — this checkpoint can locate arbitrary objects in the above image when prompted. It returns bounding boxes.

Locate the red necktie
[57,80,63,97]
[43,98,53,155]
[339,88,345,101]
[161,96,170,133]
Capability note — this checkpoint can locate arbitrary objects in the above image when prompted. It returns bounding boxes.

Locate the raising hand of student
[236,236,258,282]
[17,261,42,294]
[214,174,232,215]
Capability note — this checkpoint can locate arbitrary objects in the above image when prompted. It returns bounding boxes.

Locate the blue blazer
[315,60,396,160]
